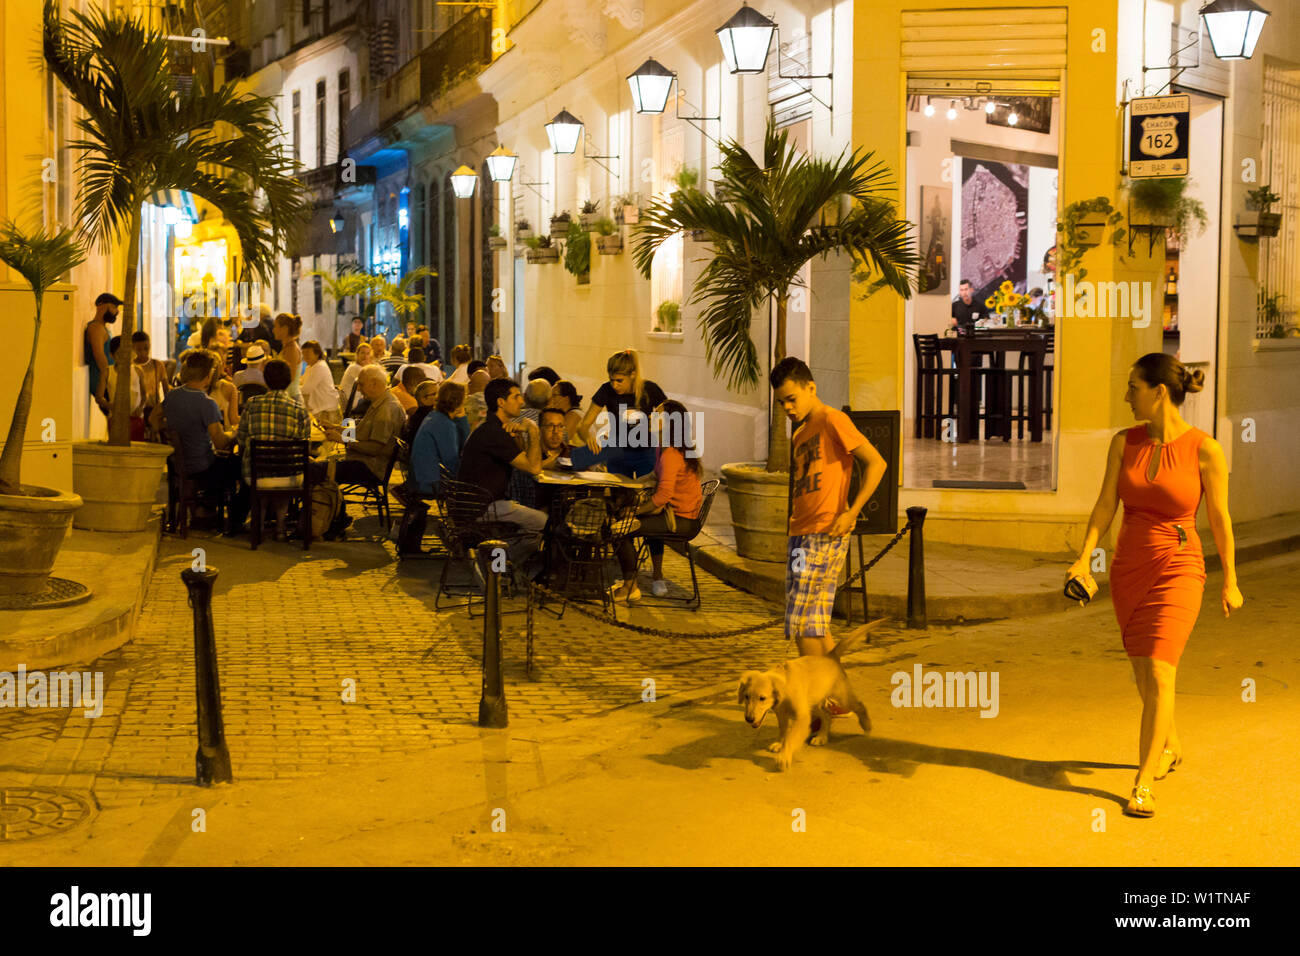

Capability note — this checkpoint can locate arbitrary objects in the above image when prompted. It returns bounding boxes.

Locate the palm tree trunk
[766,292,790,473]
[0,296,42,495]
[108,203,143,446]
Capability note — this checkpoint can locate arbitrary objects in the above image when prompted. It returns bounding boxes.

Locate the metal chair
[163,429,226,537]
[247,438,312,550]
[435,467,531,614]
[633,478,720,611]
[338,438,405,532]
[547,487,648,616]
[911,334,958,439]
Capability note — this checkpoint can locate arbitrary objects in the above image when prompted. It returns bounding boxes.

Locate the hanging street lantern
[716,3,777,74]
[450,165,479,199]
[545,108,584,155]
[485,145,518,182]
[628,58,675,114]
[1199,0,1269,60]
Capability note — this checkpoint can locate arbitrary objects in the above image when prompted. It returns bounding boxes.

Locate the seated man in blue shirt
[397,381,469,555]
[160,349,249,533]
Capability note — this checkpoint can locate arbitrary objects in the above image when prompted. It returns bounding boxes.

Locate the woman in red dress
[1067,354,1244,818]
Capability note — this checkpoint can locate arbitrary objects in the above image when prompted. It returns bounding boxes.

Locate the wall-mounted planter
[1073,214,1109,246]
[1235,210,1281,240]
[549,218,572,239]
[515,229,534,242]
[596,235,624,254]
[620,205,640,225]
[575,272,590,285]
[579,212,600,231]
[487,236,508,250]
[526,247,560,263]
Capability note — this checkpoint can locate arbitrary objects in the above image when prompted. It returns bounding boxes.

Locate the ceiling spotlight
[923,102,935,117]
[946,101,958,120]
[1007,111,1018,126]
[985,99,996,114]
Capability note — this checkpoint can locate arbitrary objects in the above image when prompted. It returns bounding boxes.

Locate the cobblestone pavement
[0,519,908,813]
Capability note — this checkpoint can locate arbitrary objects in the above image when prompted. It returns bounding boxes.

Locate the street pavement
[0,528,1295,866]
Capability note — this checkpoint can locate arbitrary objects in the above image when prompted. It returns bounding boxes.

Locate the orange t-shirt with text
[788,405,868,536]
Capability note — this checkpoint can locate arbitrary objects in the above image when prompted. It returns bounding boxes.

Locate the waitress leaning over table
[571,348,666,478]
[1065,353,1244,819]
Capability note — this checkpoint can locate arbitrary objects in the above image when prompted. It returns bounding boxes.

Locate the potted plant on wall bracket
[579,200,601,231]
[525,234,559,263]
[487,223,508,249]
[564,221,591,283]
[594,217,623,254]
[0,219,88,599]
[672,166,708,240]
[1259,290,1299,338]
[515,218,534,241]
[1124,175,1208,255]
[549,210,572,239]
[632,119,918,562]
[1236,184,1282,240]
[1054,196,1126,299]
[614,192,640,226]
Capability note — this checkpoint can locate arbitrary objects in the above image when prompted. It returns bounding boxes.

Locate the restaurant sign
[1128,94,1190,178]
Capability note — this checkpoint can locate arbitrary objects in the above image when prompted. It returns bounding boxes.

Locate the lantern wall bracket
[582,134,621,183]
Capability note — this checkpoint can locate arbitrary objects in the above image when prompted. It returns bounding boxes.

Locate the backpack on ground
[310,478,342,538]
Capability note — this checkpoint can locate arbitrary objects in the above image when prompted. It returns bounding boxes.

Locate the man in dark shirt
[458,378,558,563]
[950,278,984,330]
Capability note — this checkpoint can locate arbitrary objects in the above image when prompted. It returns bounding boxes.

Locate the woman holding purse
[1066,354,1243,818]
[612,400,704,602]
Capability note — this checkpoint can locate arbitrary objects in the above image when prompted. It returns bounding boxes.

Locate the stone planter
[549,218,572,240]
[526,246,560,264]
[596,235,624,254]
[0,486,82,595]
[488,235,508,250]
[720,462,789,562]
[71,440,172,532]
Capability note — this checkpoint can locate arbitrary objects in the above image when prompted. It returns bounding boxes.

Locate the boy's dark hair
[263,359,292,391]
[179,348,216,382]
[407,346,426,364]
[131,330,149,343]
[484,377,516,416]
[400,365,427,389]
[467,359,487,377]
[769,356,814,390]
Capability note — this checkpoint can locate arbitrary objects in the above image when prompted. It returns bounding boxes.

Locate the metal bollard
[477,541,508,728]
[181,567,233,785]
[906,506,928,629]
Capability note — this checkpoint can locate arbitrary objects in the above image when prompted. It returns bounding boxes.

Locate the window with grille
[1260,64,1300,338]
[292,90,302,167]
[315,80,326,170]
[337,70,350,164]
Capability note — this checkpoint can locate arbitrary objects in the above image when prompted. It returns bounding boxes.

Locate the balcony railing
[419,8,493,104]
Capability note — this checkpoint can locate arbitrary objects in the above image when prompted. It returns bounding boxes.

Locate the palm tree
[632,119,919,472]
[368,266,437,335]
[43,0,309,445]
[0,221,88,495]
[306,261,376,333]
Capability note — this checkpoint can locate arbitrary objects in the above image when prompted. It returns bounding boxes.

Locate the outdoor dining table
[938,329,1051,443]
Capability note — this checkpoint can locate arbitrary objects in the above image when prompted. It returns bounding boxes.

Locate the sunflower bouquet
[984,281,1023,326]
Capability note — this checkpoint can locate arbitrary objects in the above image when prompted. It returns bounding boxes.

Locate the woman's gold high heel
[1155,748,1183,780]
[1124,785,1155,818]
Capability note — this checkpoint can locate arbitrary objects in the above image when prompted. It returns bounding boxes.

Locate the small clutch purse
[1064,574,1099,605]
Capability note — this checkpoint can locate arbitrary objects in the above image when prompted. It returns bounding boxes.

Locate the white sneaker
[650,579,668,597]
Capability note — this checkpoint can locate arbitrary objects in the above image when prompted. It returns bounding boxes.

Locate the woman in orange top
[1067,354,1243,818]
[612,400,705,602]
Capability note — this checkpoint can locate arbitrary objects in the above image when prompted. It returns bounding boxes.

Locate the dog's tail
[828,619,889,663]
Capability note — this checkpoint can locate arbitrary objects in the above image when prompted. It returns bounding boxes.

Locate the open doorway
[903,83,1061,491]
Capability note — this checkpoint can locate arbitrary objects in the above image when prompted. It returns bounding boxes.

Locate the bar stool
[1017,337,1055,434]
[911,334,957,439]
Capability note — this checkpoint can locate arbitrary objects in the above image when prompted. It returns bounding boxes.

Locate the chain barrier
[520,518,915,644]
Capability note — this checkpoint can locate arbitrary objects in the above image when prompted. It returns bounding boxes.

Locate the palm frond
[0,220,89,298]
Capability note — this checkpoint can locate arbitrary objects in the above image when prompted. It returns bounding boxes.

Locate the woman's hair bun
[1183,366,1205,394]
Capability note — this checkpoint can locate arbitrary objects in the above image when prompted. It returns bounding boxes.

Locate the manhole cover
[0,788,95,842]
[0,577,92,611]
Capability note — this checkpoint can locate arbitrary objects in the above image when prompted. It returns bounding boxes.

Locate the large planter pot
[0,486,82,595]
[720,462,790,562]
[72,440,173,532]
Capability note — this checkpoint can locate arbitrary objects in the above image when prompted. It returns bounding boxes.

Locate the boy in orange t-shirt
[771,357,888,665]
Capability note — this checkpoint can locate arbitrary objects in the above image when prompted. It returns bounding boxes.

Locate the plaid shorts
[785,533,851,639]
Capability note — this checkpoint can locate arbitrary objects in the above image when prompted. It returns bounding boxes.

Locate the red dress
[1110,425,1208,666]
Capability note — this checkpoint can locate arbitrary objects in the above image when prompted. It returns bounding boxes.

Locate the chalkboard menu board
[842,407,899,535]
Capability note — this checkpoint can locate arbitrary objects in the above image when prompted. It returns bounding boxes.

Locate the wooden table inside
[938,329,1051,443]
[533,469,656,489]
